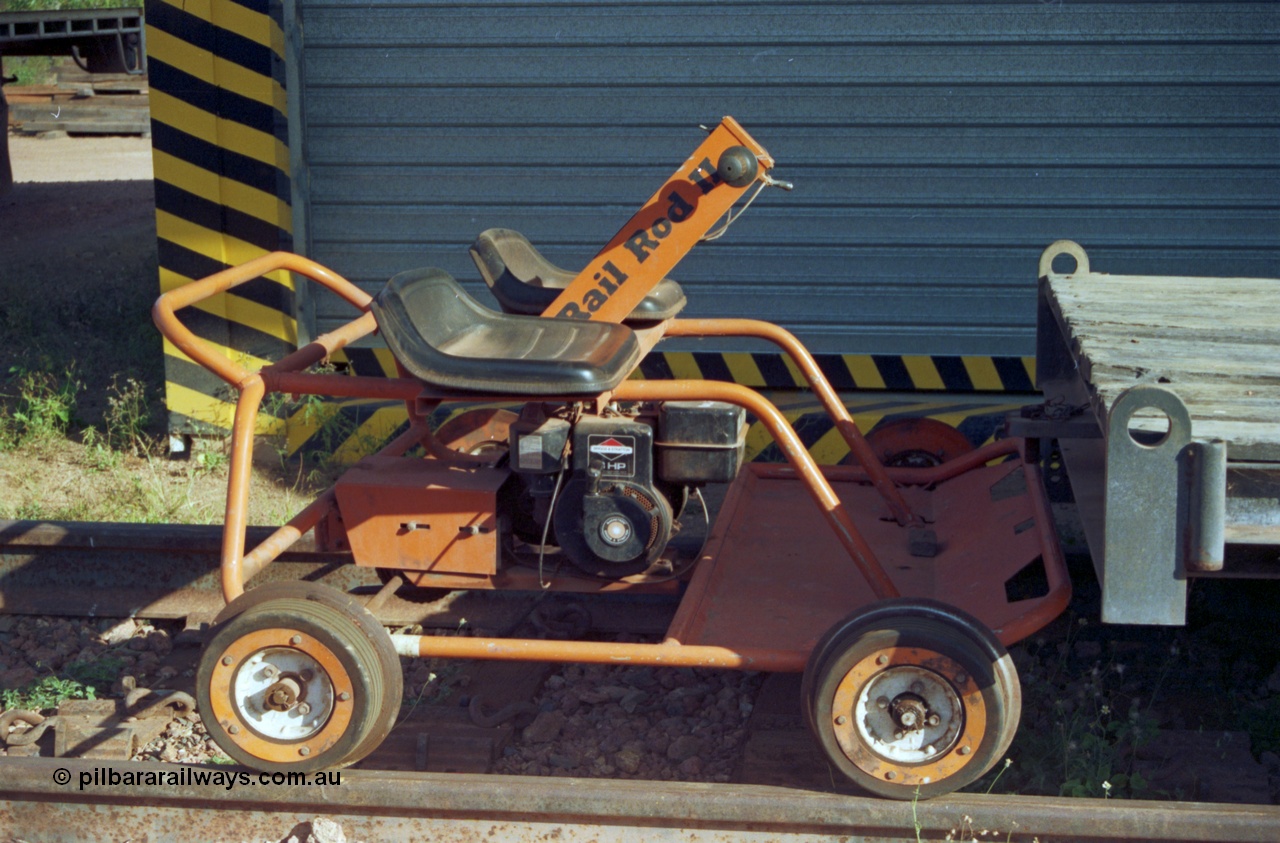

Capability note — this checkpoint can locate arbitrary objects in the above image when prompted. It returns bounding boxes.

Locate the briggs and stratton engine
[506,401,745,578]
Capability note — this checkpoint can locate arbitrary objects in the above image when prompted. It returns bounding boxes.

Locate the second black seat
[469,228,687,323]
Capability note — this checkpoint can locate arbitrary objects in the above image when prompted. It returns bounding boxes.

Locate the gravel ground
[492,652,764,782]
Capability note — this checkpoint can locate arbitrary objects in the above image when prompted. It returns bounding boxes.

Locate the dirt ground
[1,133,161,403]
[6,134,154,183]
[0,132,311,525]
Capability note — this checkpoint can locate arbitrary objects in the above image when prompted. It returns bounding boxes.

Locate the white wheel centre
[853,664,963,764]
[233,647,335,741]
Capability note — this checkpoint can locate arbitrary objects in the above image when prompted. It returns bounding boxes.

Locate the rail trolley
[154,118,1071,799]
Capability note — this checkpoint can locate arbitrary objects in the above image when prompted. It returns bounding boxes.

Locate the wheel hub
[854,664,962,763]
[828,644,990,789]
[233,646,334,741]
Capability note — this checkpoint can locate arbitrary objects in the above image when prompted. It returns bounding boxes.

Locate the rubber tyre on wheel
[200,591,398,772]
[210,581,403,767]
[801,598,1020,800]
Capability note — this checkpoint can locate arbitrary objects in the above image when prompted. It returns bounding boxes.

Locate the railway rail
[2,756,1278,842]
[0,518,678,632]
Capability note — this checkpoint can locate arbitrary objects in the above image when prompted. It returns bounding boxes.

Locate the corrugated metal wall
[292,0,1279,357]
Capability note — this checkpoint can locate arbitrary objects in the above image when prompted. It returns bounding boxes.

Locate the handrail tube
[220,375,266,601]
[153,252,371,388]
[392,634,808,672]
[665,318,917,526]
[264,311,380,376]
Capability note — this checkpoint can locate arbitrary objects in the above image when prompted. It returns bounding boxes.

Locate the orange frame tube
[664,318,918,526]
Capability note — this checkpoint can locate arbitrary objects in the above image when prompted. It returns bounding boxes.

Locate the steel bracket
[1102,386,1226,625]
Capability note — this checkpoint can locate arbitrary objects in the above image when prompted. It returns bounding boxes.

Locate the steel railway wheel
[199,585,400,772]
[802,599,1020,800]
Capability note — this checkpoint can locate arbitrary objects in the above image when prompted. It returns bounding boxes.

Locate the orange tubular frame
[155,250,1067,666]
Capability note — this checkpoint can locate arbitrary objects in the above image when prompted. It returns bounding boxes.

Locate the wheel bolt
[262,665,278,678]
[885,771,897,781]
[338,692,351,702]
[299,746,311,757]
[297,703,311,716]
[958,745,971,756]
[893,730,904,740]
[876,655,889,666]
[228,725,240,735]
[955,673,968,685]
[927,713,941,727]
[876,696,889,710]
[910,681,925,694]
[290,635,303,646]
[835,715,848,726]
[300,670,314,682]
[221,656,233,666]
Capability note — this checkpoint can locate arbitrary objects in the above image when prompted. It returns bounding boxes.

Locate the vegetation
[1,674,97,712]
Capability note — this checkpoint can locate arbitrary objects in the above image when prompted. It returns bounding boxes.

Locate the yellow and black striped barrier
[146,0,294,437]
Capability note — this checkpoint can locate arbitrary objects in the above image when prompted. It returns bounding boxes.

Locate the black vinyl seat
[470,228,687,323]
[370,268,642,395]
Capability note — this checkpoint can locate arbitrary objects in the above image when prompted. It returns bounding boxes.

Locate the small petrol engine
[507,401,745,578]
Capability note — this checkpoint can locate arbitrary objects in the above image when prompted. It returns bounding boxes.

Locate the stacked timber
[4,67,149,135]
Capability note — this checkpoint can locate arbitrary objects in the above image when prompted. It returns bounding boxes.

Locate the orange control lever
[543,116,774,324]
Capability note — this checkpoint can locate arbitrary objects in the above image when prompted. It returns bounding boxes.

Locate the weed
[64,655,128,688]
[1,674,97,712]
[103,375,152,455]
[0,363,81,449]
[80,427,123,471]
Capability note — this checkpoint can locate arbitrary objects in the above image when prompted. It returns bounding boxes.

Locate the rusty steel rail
[0,518,679,634]
[0,757,1277,842]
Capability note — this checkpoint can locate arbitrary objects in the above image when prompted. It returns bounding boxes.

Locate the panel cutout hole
[1004,555,1050,603]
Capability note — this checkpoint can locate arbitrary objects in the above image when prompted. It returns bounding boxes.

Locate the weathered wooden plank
[1045,265,1280,458]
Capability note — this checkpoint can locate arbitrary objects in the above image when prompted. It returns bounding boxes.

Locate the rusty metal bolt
[297,703,311,717]
[927,713,941,727]
[876,655,889,666]
[228,725,240,735]
[885,770,897,781]
[955,672,968,685]
[876,696,889,710]
[262,665,278,679]
[338,692,351,702]
[910,680,925,694]
[299,746,311,757]
[290,635,303,646]
[835,715,848,726]
[221,656,233,666]
[958,745,971,756]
